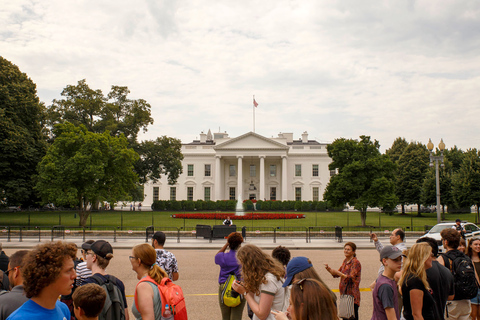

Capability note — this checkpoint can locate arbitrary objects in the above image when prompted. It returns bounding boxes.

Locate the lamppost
[427,138,445,224]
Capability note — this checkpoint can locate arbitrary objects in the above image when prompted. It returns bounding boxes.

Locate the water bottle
[163,304,172,318]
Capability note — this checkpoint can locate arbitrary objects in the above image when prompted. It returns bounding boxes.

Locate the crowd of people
[0,221,478,320]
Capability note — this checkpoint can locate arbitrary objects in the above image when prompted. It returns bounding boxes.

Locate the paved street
[2,235,417,320]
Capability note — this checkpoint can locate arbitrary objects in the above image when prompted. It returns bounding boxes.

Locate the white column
[237,156,243,201]
[215,155,221,200]
[259,156,265,200]
[282,155,288,200]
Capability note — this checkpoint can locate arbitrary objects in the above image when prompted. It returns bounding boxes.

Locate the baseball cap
[380,246,405,261]
[81,240,95,251]
[283,257,313,287]
[83,240,113,259]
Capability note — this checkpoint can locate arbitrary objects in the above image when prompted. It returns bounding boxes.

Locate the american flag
[253,98,258,107]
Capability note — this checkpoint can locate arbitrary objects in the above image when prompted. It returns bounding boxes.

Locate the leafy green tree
[395,142,429,215]
[324,135,397,226]
[0,57,47,206]
[451,149,480,220]
[385,137,408,213]
[35,123,139,226]
[133,136,184,184]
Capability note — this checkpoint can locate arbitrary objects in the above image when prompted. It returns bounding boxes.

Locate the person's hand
[271,310,290,320]
[370,232,378,242]
[324,263,332,273]
[232,281,246,295]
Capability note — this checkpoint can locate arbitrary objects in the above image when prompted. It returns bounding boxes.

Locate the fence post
[114,227,117,243]
[19,227,23,242]
[36,226,41,242]
[242,226,246,240]
[7,226,11,242]
[177,227,180,243]
[305,227,308,243]
[273,227,276,244]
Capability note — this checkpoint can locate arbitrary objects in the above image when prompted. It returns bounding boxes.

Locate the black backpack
[443,250,478,300]
[90,274,126,320]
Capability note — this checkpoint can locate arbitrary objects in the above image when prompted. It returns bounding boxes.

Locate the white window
[153,187,159,201]
[187,164,194,176]
[270,187,276,200]
[229,187,236,200]
[295,187,301,201]
[204,164,211,177]
[229,165,236,177]
[204,187,211,201]
[250,165,256,177]
[187,187,193,201]
[295,164,302,177]
[170,187,176,201]
[313,187,319,201]
[270,165,276,177]
[312,164,319,177]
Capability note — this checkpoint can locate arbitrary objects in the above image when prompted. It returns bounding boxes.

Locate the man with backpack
[438,228,477,320]
[82,240,129,320]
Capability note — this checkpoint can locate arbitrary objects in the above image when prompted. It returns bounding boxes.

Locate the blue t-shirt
[7,299,70,320]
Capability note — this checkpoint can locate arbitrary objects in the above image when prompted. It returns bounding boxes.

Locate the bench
[212,225,237,238]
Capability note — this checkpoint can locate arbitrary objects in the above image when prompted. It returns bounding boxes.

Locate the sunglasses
[5,266,18,276]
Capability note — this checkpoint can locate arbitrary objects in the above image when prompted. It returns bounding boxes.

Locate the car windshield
[429,224,454,233]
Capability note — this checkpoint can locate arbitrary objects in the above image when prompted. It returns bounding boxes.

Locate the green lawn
[1,210,477,232]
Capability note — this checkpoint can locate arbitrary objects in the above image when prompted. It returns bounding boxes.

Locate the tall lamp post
[427,138,445,224]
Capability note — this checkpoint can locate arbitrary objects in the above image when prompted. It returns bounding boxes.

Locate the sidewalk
[0,234,419,250]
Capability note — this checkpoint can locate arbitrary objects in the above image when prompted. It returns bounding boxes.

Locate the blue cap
[283,257,313,287]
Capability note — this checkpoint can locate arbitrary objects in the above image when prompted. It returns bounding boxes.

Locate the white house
[143,130,333,206]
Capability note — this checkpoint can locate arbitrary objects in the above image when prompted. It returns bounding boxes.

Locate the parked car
[421,221,480,252]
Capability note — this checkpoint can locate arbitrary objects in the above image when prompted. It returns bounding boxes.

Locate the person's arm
[385,307,398,320]
[245,292,275,320]
[217,242,228,255]
[437,255,445,266]
[172,272,179,281]
[410,289,424,320]
[271,310,289,320]
[135,282,155,320]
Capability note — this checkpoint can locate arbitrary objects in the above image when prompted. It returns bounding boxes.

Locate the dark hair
[290,278,337,320]
[441,228,460,249]
[395,229,405,241]
[152,231,166,246]
[467,238,480,258]
[9,250,29,269]
[344,242,357,257]
[22,241,77,298]
[73,283,106,318]
[227,232,243,251]
[416,237,439,257]
[272,246,291,266]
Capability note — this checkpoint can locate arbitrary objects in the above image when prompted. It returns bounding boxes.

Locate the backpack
[135,275,188,320]
[91,274,126,320]
[443,250,478,300]
[221,273,242,307]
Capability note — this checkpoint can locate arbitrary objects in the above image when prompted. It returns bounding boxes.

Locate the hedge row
[151,200,344,212]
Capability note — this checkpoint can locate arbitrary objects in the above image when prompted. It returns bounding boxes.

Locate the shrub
[271,200,283,211]
[206,200,217,210]
[243,200,254,211]
[301,201,312,212]
[294,201,302,211]
[171,200,182,211]
[226,200,237,211]
[216,200,227,211]
[316,201,327,212]
[195,200,204,211]
[185,200,195,211]
[255,200,263,210]
[284,201,295,211]
[262,200,271,211]
[151,200,165,211]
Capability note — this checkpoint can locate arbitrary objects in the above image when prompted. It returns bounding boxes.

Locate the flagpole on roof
[253,95,255,133]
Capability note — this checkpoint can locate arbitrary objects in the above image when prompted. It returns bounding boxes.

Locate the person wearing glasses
[467,237,480,320]
[325,242,361,320]
[129,243,169,319]
[271,278,337,320]
[398,243,437,320]
[232,244,286,320]
[82,240,129,320]
[76,240,94,287]
[0,250,29,320]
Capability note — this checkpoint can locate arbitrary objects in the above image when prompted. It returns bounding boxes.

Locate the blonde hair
[398,242,431,294]
[133,244,168,283]
[236,244,285,295]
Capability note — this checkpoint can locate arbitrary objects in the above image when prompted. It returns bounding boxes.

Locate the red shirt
[337,256,362,305]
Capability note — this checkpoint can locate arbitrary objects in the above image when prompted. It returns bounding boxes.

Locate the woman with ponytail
[130,243,169,320]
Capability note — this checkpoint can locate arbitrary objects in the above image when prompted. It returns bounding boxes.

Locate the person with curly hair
[232,244,286,320]
[7,241,77,320]
[272,278,337,320]
[215,232,246,320]
[325,241,361,320]
[398,242,436,320]
[130,243,170,319]
[272,246,291,270]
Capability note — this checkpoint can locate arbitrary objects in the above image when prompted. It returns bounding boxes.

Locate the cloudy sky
[2,0,479,152]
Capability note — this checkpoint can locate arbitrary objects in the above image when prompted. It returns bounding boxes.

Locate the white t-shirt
[252,272,286,320]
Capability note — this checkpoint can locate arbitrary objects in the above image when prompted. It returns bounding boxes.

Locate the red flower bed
[171,213,305,220]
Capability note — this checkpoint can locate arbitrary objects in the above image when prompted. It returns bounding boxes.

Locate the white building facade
[143,130,333,206]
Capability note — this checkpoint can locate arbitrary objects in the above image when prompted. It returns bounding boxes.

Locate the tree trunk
[417,204,422,217]
[401,204,405,214]
[78,211,90,227]
[360,210,367,227]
